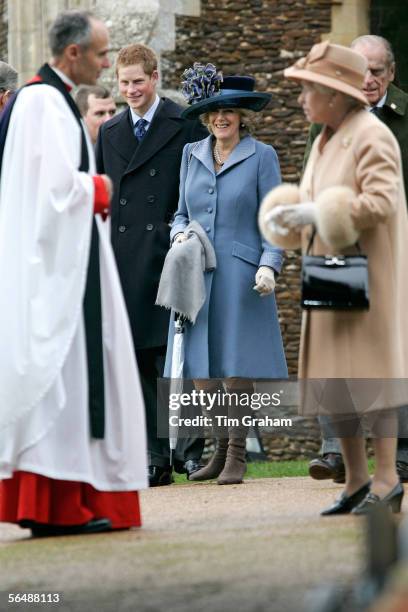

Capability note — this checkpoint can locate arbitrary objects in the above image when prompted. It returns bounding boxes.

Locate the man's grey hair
[351,35,395,67]
[48,10,95,58]
[0,61,18,92]
[75,85,112,116]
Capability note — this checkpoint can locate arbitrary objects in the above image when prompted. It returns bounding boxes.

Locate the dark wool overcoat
[96,98,207,349]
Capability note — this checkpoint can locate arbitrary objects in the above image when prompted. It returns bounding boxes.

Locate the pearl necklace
[213,144,225,166]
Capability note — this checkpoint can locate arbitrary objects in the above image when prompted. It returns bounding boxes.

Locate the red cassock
[0,472,142,529]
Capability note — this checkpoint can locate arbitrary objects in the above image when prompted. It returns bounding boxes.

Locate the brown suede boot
[189,438,228,481]
[216,380,251,485]
[217,437,247,485]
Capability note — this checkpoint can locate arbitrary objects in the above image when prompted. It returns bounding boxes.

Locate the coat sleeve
[315,122,403,250]
[351,123,401,230]
[170,143,191,241]
[257,144,284,273]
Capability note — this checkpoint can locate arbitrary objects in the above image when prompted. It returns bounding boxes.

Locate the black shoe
[31,518,112,537]
[352,482,404,515]
[184,459,205,480]
[321,482,371,516]
[396,460,408,483]
[309,453,346,484]
[148,465,173,487]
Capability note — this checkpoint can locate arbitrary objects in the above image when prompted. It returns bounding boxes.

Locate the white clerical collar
[130,95,160,128]
[50,66,76,92]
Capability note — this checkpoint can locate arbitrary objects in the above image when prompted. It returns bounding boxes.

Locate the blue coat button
[120,198,127,206]
[207,207,213,213]
[118,225,127,233]
[147,195,155,203]
[208,187,214,194]
[146,224,154,231]
[205,226,211,233]
[150,168,157,176]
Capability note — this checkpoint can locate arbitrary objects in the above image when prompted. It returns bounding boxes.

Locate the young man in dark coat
[96,44,207,486]
[304,35,408,484]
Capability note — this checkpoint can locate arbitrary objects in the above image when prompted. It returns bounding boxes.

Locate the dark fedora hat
[180,63,271,119]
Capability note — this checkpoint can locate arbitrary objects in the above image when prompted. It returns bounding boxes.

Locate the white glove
[265,202,316,236]
[253,266,276,297]
[172,232,187,245]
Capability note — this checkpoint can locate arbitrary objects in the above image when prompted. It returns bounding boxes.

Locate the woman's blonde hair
[199,108,259,136]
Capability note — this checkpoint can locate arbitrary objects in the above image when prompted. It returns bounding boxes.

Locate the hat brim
[181,92,271,119]
[284,66,368,106]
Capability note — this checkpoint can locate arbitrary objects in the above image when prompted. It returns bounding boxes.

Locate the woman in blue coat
[165,65,287,484]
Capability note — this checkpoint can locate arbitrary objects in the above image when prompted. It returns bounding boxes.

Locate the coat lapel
[192,136,216,175]
[108,109,138,165]
[218,136,256,174]
[192,135,256,176]
[124,100,183,175]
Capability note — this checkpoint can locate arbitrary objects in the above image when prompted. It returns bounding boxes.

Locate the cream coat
[298,108,408,382]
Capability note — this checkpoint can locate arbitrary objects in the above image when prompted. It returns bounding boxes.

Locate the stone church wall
[0,0,8,61]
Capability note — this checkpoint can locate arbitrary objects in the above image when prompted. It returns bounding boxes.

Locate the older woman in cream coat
[259,41,408,515]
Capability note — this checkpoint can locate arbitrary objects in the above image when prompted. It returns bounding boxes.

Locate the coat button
[207,207,213,213]
[205,226,211,233]
[119,225,127,233]
[150,168,157,176]
[120,198,127,206]
[208,187,214,194]
[146,223,154,231]
[147,195,155,203]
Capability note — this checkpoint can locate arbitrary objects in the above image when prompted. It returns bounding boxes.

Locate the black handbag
[301,230,369,310]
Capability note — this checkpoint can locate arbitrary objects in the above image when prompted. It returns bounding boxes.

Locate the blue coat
[164,135,288,379]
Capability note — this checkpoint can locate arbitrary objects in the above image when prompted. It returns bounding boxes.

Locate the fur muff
[258,183,301,249]
[316,186,360,251]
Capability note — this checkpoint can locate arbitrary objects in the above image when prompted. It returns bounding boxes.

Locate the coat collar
[104,98,184,173]
[316,107,364,155]
[192,135,256,175]
[385,82,408,117]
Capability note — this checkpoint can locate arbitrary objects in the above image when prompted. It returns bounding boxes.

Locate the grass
[174,458,376,484]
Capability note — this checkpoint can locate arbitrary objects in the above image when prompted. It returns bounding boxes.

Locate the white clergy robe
[0,82,148,492]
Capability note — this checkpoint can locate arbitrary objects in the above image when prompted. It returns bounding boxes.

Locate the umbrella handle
[175,314,186,333]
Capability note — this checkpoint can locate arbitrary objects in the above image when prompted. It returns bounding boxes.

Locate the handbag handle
[306,228,362,255]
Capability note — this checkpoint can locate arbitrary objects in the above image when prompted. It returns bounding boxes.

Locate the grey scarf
[156,220,216,324]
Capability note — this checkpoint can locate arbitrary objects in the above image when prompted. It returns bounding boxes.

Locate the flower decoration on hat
[181,63,223,105]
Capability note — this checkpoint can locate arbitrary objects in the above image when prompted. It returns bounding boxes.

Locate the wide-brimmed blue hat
[180,63,271,119]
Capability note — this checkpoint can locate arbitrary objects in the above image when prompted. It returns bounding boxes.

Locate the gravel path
[1,477,405,611]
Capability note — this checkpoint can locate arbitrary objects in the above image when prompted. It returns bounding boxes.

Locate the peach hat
[284,40,368,105]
